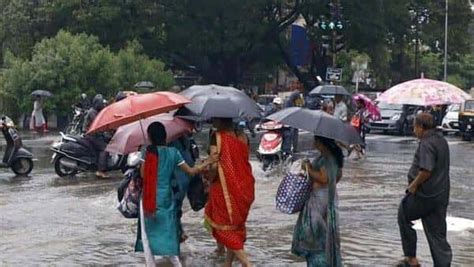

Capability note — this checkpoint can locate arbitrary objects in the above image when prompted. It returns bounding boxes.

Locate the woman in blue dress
[292,136,343,267]
[135,122,217,266]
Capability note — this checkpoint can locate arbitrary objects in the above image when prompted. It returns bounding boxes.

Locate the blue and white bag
[275,160,312,214]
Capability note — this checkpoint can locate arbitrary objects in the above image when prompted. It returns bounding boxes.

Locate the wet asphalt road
[0,130,473,266]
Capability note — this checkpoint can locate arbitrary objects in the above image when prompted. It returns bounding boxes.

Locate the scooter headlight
[51,141,61,149]
[2,116,15,128]
[127,151,143,167]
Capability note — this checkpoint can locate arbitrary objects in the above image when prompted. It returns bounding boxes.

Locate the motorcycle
[0,116,34,175]
[50,132,127,177]
[64,106,86,135]
[256,121,293,171]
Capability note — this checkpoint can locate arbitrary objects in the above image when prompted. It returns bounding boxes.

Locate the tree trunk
[275,38,314,93]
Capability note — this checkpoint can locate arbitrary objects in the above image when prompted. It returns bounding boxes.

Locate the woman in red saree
[205,118,255,267]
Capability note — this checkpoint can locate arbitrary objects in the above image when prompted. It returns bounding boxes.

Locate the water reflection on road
[0,131,473,266]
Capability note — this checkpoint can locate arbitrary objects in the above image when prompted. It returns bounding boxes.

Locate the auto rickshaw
[458,99,474,141]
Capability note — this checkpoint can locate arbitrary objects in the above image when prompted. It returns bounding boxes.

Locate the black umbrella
[31,90,53,97]
[134,81,155,89]
[267,107,362,145]
[309,85,350,96]
[180,84,262,119]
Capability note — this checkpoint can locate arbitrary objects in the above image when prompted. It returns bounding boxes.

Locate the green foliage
[420,52,442,79]
[115,40,174,91]
[447,74,467,89]
[156,0,283,85]
[0,31,174,116]
[44,0,166,55]
[1,0,473,95]
[447,53,474,89]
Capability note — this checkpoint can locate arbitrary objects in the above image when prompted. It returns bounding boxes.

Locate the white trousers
[139,200,182,267]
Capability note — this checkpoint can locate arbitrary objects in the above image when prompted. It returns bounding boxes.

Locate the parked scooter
[0,116,34,175]
[256,121,293,171]
[50,132,127,177]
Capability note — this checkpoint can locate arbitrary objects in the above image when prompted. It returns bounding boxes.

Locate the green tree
[0,0,52,64]
[115,40,175,91]
[0,31,174,116]
[420,52,442,79]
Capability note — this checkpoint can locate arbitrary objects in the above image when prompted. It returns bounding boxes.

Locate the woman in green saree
[135,122,217,266]
[292,136,343,267]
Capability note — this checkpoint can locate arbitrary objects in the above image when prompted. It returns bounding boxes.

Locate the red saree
[204,132,255,250]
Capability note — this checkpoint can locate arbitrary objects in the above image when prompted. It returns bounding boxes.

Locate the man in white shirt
[333,94,348,122]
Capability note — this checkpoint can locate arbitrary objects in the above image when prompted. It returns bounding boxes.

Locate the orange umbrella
[87,91,191,134]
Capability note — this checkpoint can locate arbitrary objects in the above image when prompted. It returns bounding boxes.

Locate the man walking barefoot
[397,113,452,267]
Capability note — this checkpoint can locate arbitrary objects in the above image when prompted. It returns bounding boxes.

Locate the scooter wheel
[54,155,78,177]
[11,158,33,176]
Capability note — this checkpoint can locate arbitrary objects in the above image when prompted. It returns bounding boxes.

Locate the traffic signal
[319,21,328,31]
[321,34,331,50]
[334,34,345,53]
[328,21,335,30]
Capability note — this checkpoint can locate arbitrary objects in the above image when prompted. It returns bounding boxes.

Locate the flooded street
[1,131,473,266]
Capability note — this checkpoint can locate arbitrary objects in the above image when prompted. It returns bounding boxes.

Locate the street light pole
[443,0,448,81]
[415,27,420,77]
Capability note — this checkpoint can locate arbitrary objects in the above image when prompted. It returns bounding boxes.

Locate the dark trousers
[291,127,299,152]
[86,136,108,172]
[398,193,452,267]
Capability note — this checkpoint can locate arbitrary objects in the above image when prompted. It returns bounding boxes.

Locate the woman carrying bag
[292,136,344,267]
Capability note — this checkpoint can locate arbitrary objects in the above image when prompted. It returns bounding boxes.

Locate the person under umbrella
[293,135,343,266]
[168,133,199,243]
[136,122,218,267]
[285,89,305,152]
[30,95,46,133]
[82,94,110,178]
[333,94,348,122]
[349,99,369,159]
[204,117,255,267]
[266,108,352,266]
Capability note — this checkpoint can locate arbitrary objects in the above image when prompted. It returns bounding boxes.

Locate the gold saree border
[204,214,242,231]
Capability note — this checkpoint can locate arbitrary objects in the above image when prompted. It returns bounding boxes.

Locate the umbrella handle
[139,120,147,145]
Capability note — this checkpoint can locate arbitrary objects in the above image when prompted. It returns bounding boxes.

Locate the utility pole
[415,28,420,77]
[443,0,448,81]
[331,0,340,68]
[332,28,337,67]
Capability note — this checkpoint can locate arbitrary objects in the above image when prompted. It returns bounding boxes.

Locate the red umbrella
[87,92,191,134]
[105,114,193,155]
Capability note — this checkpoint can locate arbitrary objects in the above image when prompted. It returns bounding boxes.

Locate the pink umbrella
[353,94,381,120]
[377,78,471,106]
[106,113,193,155]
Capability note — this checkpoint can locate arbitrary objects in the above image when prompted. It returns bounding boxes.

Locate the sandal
[396,259,421,267]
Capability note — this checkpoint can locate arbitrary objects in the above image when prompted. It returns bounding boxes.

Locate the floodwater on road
[0,131,473,266]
